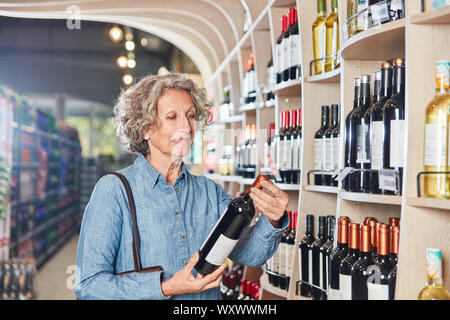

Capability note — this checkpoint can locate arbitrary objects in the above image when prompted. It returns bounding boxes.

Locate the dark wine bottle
[299,214,315,297]
[330,105,340,187]
[351,225,375,300]
[344,78,361,190]
[278,111,289,183]
[284,8,294,82]
[382,58,406,195]
[321,215,335,300]
[389,225,400,269]
[370,63,393,194]
[276,16,287,84]
[282,12,291,83]
[311,216,327,300]
[289,7,301,80]
[328,216,349,300]
[314,106,330,185]
[339,223,360,300]
[325,105,339,186]
[278,211,290,290]
[285,110,296,184]
[195,174,268,275]
[350,74,371,193]
[387,265,397,300]
[285,211,297,290]
[369,220,379,262]
[367,224,392,300]
[291,109,302,184]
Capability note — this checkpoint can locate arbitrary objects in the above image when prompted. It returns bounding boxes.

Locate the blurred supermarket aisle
[35,234,79,300]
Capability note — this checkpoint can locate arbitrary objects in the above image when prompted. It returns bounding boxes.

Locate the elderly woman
[75,73,290,300]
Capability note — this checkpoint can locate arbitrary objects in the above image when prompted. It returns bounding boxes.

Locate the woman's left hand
[249,179,290,228]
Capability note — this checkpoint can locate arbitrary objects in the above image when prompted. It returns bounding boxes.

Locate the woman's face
[146,88,197,161]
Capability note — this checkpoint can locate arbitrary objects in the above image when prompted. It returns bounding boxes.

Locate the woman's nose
[179,115,193,133]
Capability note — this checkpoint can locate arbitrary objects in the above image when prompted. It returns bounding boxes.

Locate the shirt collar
[135,153,188,188]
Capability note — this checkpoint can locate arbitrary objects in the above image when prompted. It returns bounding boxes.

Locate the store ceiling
[0,0,266,100]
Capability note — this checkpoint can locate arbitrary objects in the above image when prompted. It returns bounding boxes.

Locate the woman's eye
[167,115,175,120]
[188,113,195,119]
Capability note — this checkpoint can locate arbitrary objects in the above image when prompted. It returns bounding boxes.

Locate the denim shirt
[75,154,288,300]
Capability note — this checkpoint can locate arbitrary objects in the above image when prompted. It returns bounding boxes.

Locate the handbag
[105,172,162,276]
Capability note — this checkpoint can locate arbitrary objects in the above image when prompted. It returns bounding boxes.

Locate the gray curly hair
[114,73,211,155]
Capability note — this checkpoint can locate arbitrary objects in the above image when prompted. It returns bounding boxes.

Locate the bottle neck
[331,108,339,127]
[436,87,450,96]
[353,85,361,109]
[317,0,326,16]
[360,82,371,108]
[393,66,405,96]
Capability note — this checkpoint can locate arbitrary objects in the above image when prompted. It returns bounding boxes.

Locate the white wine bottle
[418,248,450,300]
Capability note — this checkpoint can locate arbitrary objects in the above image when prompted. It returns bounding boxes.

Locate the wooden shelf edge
[304,185,339,194]
[406,196,450,210]
[273,78,302,93]
[239,102,258,112]
[260,273,288,299]
[340,191,402,205]
[217,115,244,124]
[291,294,312,301]
[341,19,405,60]
[410,6,450,25]
[306,68,341,83]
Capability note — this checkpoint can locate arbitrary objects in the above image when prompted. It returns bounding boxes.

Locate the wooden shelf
[239,102,258,112]
[306,68,341,83]
[205,174,242,183]
[291,294,312,301]
[259,273,287,299]
[304,185,338,194]
[340,191,402,205]
[273,78,302,95]
[410,6,450,24]
[407,197,450,211]
[217,114,244,124]
[341,19,405,61]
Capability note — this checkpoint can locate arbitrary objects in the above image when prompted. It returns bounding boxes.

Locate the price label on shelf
[334,167,353,182]
[378,169,398,192]
[370,1,390,26]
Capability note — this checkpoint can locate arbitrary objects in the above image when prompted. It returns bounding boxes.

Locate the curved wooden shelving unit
[341,19,405,61]
[306,68,340,83]
[340,191,402,205]
[259,273,287,299]
[273,78,302,96]
[406,197,450,211]
[410,6,450,24]
[304,185,339,194]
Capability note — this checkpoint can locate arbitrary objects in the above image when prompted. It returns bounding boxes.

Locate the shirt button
[181,234,185,239]
[176,211,180,215]
[175,187,179,192]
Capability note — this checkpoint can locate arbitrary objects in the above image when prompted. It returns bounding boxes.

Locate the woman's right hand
[161,252,226,297]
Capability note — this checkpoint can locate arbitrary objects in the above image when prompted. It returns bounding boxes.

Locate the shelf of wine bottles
[1,85,82,267]
[220,264,261,300]
[0,258,37,300]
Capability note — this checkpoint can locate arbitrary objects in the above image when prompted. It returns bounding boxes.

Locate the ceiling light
[116,56,128,68]
[127,59,136,69]
[108,26,123,43]
[125,40,135,51]
[122,74,134,86]
[140,37,148,47]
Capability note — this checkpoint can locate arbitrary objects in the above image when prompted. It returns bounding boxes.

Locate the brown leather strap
[104,172,143,273]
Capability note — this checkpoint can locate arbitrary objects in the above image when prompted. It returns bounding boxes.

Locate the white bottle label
[314,138,324,170]
[276,43,283,75]
[356,124,370,164]
[425,123,447,166]
[319,253,324,290]
[298,247,302,281]
[390,120,405,167]
[279,139,286,170]
[264,142,269,169]
[332,21,339,67]
[328,288,340,300]
[286,243,294,277]
[282,37,290,71]
[243,73,249,97]
[308,250,313,285]
[271,141,277,167]
[292,138,299,170]
[339,274,352,300]
[273,248,280,273]
[289,34,301,68]
[371,121,384,169]
[318,25,326,60]
[332,137,340,170]
[367,282,389,300]
[325,137,333,170]
[278,242,286,276]
[205,234,239,266]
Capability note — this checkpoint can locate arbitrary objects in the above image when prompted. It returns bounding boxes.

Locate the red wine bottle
[328,216,349,300]
[298,214,315,297]
[289,7,301,81]
[195,174,269,275]
[285,211,297,290]
[311,216,327,300]
[314,106,330,185]
[351,225,374,300]
[320,215,335,300]
[278,211,291,290]
[339,223,360,300]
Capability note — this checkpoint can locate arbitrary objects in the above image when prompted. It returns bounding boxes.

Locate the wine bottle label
[276,43,283,75]
[264,142,269,169]
[251,145,257,167]
[319,252,324,289]
[318,25,326,60]
[282,37,290,71]
[271,141,277,167]
[289,34,301,68]
[314,138,324,170]
[339,274,352,300]
[278,139,285,169]
[371,121,384,169]
[279,242,287,276]
[326,137,333,170]
[328,287,340,300]
[357,0,369,30]
[273,249,280,273]
[243,73,249,97]
[390,120,405,168]
[205,234,239,266]
[248,70,255,93]
[286,243,294,277]
[356,124,370,164]
[288,139,294,170]
[331,21,339,67]
[298,248,302,281]
[267,65,273,88]
[370,1,390,25]
[308,249,313,285]
[292,138,299,170]
[425,123,447,167]
[367,282,389,300]
[332,137,340,170]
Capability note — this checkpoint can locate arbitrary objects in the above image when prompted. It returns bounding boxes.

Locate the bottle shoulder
[425,95,450,115]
